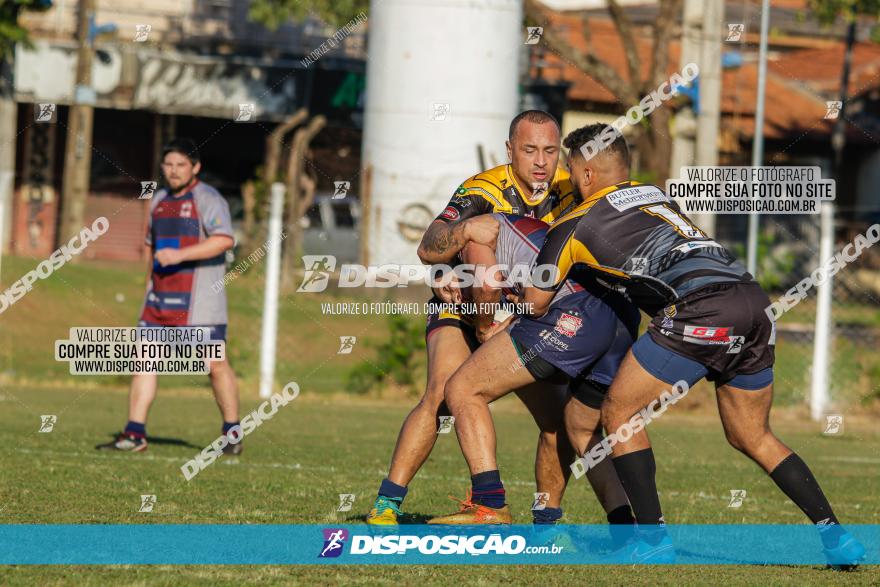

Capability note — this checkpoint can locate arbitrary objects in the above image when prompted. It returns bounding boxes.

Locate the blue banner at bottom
[0,524,876,565]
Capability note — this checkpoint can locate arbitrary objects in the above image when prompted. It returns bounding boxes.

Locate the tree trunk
[240,179,256,252]
[281,115,326,287]
[264,108,308,184]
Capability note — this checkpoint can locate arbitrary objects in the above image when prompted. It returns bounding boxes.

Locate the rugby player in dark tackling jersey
[367,111,584,526]
[428,213,638,541]
[519,123,864,567]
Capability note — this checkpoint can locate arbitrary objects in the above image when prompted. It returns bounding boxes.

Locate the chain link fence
[720,208,880,409]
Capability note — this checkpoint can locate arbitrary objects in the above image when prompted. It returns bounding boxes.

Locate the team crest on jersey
[440,206,459,221]
[554,313,582,337]
[664,305,677,318]
[180,201,193,218]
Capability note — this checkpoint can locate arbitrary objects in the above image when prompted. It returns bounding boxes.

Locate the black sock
[769,453,844,548]
[612,449,667,545]
[607,504,637,547]
[607,504,636,525]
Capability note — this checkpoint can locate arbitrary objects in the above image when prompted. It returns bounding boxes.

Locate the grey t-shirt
[140,180,233,326]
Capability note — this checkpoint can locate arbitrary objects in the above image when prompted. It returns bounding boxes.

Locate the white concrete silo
[361,0,522,265]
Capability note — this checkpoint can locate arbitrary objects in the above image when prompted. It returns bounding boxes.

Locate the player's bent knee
[725,428,772,456]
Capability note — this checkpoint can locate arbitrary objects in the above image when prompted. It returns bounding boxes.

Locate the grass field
[1,384,878,585]
[1,254,879,585]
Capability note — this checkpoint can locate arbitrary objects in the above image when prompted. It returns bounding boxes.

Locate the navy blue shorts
[632,333,773,390]
[508,291,640,384]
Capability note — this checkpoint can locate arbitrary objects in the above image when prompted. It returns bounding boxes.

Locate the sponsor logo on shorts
[440,206,460,221]
[554,313,582,337]
[539,329,570,351]
[682,325,734,345]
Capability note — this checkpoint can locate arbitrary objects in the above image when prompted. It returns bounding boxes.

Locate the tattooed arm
[417,216,499,265]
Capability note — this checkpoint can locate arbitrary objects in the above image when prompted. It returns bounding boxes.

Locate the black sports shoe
[95,433,148,452]
[222,439,243,456]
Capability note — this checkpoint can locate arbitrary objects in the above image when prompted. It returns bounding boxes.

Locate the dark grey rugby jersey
[534,181,749,315]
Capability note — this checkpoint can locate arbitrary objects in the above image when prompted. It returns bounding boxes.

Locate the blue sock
[533,506,563,524]
[378,478,408,502]
[471,470,505,509]
[125,421,146,437]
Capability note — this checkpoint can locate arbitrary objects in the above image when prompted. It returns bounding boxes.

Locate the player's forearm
[522,286,554,318]
[417,221,469,265]
[472,284,501,340]
[179,235,234,262]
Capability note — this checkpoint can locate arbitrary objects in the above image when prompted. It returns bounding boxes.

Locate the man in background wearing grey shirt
[97,138,241,454]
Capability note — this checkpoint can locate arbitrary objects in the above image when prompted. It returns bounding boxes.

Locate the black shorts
[646,281,775,384]
[425,296,478,346]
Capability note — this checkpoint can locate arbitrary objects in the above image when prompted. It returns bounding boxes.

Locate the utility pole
[669,0,721,237]
[746,0,771,275]
[695,0,722,238]
[0,57,14,279]
[59,0,97,248]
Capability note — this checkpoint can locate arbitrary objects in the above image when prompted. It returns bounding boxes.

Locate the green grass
[1,255,879,584]
[0,254,420,396]
[0,385,878,584]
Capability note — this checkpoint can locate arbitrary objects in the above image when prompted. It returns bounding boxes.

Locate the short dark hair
[563,123,631,169]
[161,138,200,164]
[508,110,560,141]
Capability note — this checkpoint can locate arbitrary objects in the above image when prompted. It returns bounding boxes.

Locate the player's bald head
[509,110,560,142]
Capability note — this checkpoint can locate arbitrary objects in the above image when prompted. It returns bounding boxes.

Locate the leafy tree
[346,314,426,395]
[248,0,368,29]
[807,0,880,23]
[0,0,51,60]
[525,0,682,182]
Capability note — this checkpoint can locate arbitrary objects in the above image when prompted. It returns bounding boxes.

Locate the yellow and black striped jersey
[434,164,580,226]
[535,181,750,316]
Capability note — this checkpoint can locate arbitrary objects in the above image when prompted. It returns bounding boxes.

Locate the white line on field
[10,447,540,486]
[818,455,880,464]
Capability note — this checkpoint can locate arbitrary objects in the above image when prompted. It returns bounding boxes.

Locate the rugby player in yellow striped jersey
[367,112,635,539]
